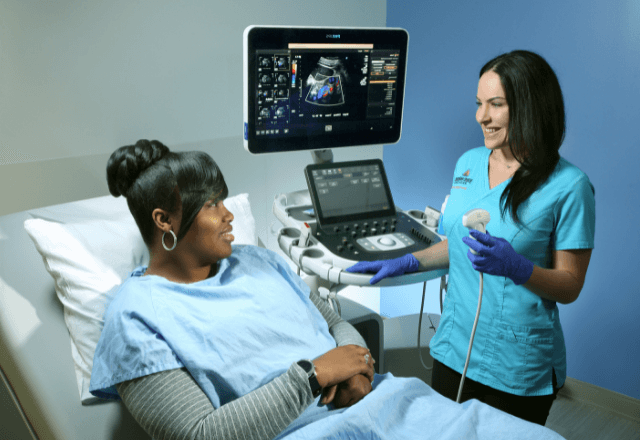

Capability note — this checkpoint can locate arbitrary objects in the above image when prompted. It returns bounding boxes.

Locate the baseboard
[560,377,640,422]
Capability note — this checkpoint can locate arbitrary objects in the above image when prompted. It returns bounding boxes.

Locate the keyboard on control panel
[329,217,398,253]
[330,217,397,236]
[312,213,434,261]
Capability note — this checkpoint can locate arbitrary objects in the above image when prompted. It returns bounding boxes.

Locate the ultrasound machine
[243,25,449,379]
[243,25,446,287]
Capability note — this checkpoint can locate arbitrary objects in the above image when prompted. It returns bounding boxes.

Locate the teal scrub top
[430,147,595,396]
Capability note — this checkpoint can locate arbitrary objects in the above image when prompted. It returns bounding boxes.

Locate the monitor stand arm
[310,149,333,164]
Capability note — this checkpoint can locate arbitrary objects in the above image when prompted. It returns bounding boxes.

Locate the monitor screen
[243,26,409,154]
[304,159,396,227]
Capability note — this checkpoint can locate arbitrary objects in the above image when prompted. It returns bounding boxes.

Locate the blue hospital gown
[90,245,337,407]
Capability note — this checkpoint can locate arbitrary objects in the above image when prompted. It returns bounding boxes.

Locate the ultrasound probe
[457,208,491,403]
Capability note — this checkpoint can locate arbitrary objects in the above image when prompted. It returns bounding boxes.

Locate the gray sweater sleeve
[116,289,369,440]
[307,289,368,349]
[116,364,312,440]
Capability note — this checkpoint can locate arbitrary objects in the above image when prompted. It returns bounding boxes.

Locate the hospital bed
[0,192,392,440]
[0,192,565,439]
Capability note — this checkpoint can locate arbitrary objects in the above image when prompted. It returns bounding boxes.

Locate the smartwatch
[297,359,322,397]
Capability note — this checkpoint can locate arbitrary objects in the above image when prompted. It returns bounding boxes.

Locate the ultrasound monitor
[243,26,409,154]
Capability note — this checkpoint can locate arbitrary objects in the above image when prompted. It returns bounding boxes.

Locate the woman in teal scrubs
[347,50,595,425]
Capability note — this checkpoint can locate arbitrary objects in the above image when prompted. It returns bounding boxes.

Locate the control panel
[273,190,448,287]
[313,212,436,261]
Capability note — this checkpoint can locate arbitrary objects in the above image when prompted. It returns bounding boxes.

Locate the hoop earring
[162,230,177,251]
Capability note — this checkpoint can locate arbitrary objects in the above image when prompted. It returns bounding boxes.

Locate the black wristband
[297,360,322,397]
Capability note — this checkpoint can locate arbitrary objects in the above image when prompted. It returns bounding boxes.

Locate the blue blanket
[276,373,565,440]
[92,246,564,439]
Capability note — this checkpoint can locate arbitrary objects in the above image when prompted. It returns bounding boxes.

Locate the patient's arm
[116,362,313,440]
[116,289,370,440]
[308,288,373,407]
[308,288,368,349]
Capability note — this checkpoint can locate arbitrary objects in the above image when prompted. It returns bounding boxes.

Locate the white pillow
[24,193,256,404]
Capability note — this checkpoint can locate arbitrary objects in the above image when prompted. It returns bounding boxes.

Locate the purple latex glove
[346,254,420,285]
[461,229,534,285]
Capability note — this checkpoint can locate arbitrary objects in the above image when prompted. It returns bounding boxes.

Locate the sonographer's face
[476,70,509,151]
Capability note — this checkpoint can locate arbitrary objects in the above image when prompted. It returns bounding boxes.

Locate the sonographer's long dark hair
[480,50,565,225]
[106,139,228,246]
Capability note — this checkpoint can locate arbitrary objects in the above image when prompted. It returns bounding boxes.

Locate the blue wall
[384,0,640,400]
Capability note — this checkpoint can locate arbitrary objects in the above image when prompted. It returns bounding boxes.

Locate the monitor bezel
[243,25,409,154]
[304,158,397,228]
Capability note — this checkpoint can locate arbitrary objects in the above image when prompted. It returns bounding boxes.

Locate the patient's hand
[313,345,375,389]
[332,374,373,408]
[320,374,373,407]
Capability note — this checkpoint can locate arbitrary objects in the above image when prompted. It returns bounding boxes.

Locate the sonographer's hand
[313,345,375,389]
[346,254,420,284]
[462,229,534,285]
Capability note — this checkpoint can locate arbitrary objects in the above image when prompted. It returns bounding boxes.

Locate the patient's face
[181,199,235,263]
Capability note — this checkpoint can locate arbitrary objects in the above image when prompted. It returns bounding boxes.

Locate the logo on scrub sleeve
[453,169,473,189]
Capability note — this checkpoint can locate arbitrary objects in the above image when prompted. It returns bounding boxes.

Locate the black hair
[480,50,565,225]
[106,139,228,246]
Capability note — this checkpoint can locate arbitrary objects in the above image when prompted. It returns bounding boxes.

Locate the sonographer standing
[347,50,595,426]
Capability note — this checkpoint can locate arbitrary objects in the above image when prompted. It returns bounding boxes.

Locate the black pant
[431,359,558,426]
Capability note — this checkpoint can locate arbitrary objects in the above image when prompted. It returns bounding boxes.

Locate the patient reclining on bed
[89,140,563,440]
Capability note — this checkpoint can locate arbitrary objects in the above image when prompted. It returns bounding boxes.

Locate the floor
[381,315,640,440]
[545,391,640,439]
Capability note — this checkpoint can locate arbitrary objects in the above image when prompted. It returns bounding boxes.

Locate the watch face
[297,359,313,374]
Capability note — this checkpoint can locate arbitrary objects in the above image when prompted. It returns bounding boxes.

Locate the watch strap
[307,371,322,398]
[297,360,322,398]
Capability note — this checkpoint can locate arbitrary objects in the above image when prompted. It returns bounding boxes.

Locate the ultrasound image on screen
[311,164,391,219]
[304,57,347,106]
[286,52,369,127]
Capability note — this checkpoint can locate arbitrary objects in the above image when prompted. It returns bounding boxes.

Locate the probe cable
[417,281,436,371]
[456,272,483,403]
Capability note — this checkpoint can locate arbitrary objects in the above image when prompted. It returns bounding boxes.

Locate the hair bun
[106,139,170,197]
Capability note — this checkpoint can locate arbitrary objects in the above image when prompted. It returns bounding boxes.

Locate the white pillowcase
[24,193,256,403]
